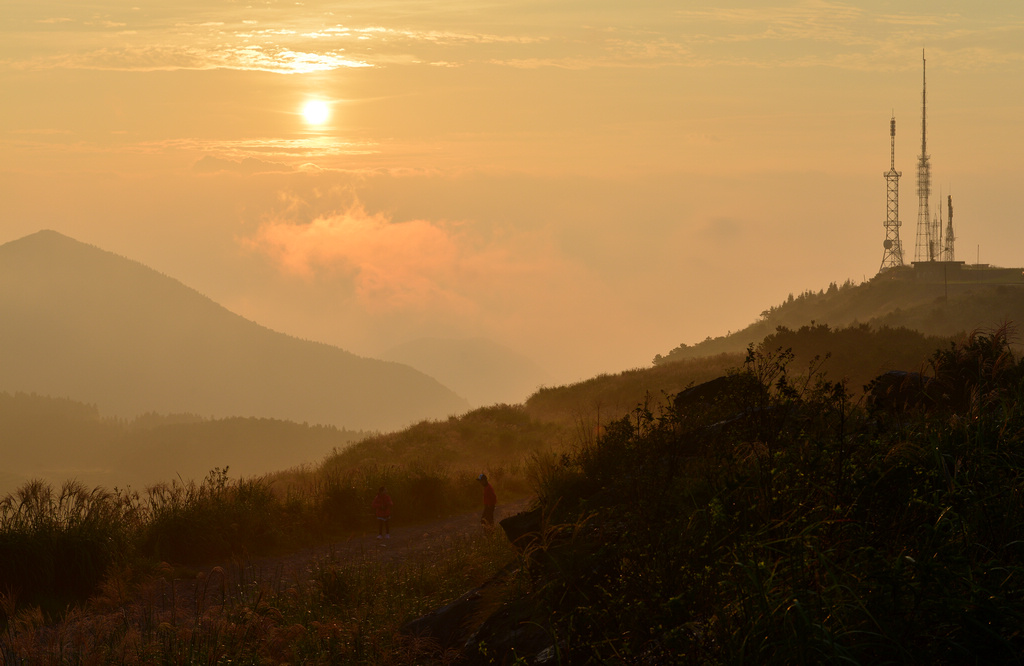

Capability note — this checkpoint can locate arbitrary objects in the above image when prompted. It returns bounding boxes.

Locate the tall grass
[0,527,513,664]
[140,468,284,564]
[0,481,138,617]
[0,459,530,625]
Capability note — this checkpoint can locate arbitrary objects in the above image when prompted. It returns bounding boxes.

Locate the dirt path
[186,496,535,605]
[328,495,533,562]
[17,498,536,660]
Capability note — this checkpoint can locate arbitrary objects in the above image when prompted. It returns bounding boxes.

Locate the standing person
[478,474,497,527]
[372,486,393,539]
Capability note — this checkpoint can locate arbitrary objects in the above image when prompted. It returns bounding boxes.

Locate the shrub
[140,468,282,564]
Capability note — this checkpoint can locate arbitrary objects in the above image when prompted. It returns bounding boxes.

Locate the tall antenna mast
[879,114,904,272]
[913,49,933,262]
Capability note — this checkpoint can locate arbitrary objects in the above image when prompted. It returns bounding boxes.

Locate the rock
[499,507,543,552]
[400,563,514,650]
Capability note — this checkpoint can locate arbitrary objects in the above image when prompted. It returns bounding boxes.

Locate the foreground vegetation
[1,520,513,663]
[4,322,1022,663]
[0,464,507,614]
[522,325,1024,663]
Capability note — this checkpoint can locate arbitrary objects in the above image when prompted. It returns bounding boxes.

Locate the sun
[302,100,330,125]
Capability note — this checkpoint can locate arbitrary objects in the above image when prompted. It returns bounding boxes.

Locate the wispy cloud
[8,2,1024,76]
[192,155,294,174]
[665,4,1024,70]
[7,45,370,73]
[181,138,378,162]
[5,14,545,74]
[0,136,378,171]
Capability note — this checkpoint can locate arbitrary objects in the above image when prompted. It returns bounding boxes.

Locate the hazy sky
[2,1,1023,386]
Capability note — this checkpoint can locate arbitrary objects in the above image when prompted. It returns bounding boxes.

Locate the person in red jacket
[478,474,497,527]
[372,486,393,539]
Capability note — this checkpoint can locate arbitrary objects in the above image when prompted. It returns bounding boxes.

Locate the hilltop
[0,230,469,431]
[657,274,1024,364]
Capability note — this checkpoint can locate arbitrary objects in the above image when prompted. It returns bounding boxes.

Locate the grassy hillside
[524,352,742,424]
[753,323,951,396]
[658,276,1024,364]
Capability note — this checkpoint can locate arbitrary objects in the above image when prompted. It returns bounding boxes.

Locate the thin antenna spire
[913,49,933,262]
[921,50,927,160]
[890,114,896,170]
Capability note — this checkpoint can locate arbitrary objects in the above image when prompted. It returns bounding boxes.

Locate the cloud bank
[248,203,553,317]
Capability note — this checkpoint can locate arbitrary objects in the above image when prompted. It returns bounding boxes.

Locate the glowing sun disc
[302,100,330,125]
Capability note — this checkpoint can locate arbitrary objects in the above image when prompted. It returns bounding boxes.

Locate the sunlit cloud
[248,203,552,316]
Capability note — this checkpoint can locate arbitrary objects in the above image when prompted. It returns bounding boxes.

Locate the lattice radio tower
[879,114,904,271]
[913,50,933,262]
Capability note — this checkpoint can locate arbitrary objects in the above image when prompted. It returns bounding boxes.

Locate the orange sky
[2,1,1023,388]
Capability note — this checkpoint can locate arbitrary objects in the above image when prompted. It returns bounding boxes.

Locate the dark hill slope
[0,230,468,430]
[658,276,1024,363]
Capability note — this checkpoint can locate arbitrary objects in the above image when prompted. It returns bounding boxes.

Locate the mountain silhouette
[0,230,469,430]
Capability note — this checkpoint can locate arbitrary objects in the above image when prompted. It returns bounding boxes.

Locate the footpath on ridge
[168,495,535,614]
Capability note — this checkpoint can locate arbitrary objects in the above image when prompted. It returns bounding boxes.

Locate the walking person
[478,474,497,527]
[372,486,393,539]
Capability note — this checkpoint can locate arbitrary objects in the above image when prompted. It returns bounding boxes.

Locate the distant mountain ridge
[0,230,469,430]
